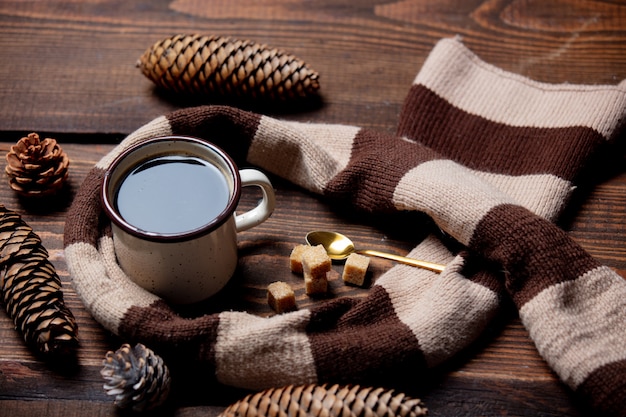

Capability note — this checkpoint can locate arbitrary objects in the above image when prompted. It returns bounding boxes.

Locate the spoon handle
[357,249,446,273]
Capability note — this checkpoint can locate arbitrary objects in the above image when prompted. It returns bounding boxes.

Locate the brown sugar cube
[302,244,331,280]
[289,244,308,274]
[342,253,370,286]
[267,281,297,313]
[304,273,328,295]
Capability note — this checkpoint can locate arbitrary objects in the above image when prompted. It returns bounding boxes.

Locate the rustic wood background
[0,1,624,416]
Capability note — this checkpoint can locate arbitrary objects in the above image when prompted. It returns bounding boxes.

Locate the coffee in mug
[114,154,231,235]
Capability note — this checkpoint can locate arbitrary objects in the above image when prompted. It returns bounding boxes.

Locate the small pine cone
[5,132,70,197]
[137,34,320,100]
[0,205,78,357]
[219,384,428,417]
[101,343,171,412]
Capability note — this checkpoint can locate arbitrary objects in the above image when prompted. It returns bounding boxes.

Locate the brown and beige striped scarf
[64,37,626,416]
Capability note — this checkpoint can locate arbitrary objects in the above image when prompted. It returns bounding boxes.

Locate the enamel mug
[101,136,275,304]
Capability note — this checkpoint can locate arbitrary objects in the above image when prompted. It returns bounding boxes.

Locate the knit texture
[64,37,626,417]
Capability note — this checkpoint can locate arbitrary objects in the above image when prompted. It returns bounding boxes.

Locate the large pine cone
[5,133,70,197]
[137,34,320,100]
[0,205,78,357]
[220,384,428,417]
[101,343,171,412]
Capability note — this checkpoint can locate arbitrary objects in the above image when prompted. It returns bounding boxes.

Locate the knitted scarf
[64,37,626,416]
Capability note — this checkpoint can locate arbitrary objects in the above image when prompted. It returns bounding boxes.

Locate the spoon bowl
[305,230,446,273]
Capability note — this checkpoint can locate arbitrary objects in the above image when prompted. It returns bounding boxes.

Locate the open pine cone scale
[0,205,78,356]
[5,133,69,197]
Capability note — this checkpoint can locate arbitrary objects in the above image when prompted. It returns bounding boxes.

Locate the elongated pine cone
[0,205,78,357]
[101,343,171,412]
[219,384,428,417]
[137,34,320,100]
[5,132,70,197]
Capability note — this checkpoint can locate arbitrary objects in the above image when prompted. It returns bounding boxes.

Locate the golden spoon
[305,231,446,273]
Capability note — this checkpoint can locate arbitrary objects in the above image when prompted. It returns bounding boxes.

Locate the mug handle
[234,169,276,232]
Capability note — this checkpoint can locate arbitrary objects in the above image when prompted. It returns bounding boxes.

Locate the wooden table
[0,1,624,416]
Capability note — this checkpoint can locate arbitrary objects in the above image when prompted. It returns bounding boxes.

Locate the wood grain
[0,1,624,416]
[1,0,625,134]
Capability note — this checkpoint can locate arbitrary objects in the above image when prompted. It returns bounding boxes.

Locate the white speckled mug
[101,136,275,304]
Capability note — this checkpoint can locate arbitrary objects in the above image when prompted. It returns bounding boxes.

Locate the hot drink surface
[115,155,230,234]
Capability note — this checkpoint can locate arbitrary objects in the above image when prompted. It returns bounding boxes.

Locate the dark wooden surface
[0,1,625,416]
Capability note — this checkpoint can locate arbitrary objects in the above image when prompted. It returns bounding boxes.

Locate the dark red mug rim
[101,135,242,243]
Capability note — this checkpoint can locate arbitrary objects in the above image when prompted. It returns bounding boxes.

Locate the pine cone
[137,34,320,100]
[219,384,428,417]
[0,205,78,357]
[5,132,70,197]
[101,343,171,412]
